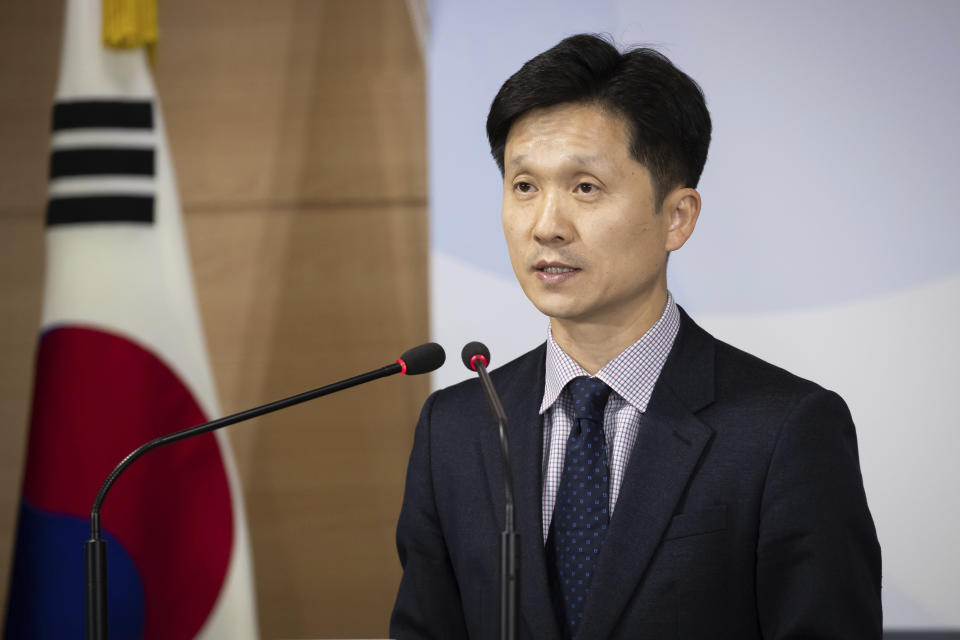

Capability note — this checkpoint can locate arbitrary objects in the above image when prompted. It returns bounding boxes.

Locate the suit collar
[578,309,717,639]
[657,306,715,412]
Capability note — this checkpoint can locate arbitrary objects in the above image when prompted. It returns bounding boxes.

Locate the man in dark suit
[391,34,882,639]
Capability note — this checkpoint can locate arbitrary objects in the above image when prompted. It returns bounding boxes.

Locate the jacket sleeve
[390,391,470,640]
[756,388,883,638]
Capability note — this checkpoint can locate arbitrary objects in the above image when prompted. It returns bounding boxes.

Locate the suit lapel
[578,310,716,640]
[479,345,562,639]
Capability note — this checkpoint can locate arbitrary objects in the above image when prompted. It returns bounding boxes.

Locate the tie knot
[568,376,612,422]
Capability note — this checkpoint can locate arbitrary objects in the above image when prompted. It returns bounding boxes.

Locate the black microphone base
[86,538,108,640]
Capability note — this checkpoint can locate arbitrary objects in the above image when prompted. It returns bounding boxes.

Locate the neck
[551,289,668,375]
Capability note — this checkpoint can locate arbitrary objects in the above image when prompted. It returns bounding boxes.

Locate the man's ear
[662,187,701,252]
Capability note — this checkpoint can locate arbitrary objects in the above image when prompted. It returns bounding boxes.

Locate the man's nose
[532,191,572,245]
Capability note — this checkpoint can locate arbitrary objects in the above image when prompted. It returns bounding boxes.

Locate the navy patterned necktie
[547,376,613,638]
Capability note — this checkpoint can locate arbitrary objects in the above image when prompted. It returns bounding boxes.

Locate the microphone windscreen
[399,342,446,375]
[461,341,491,371]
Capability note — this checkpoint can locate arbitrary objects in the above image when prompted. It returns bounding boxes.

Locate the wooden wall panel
[159,0,426,208]
[164,2,429,636]
[0,0,63,620]
[186,202,428,638]
[0,3,64,213]
[0,217,45,624]
[0,1,428,637]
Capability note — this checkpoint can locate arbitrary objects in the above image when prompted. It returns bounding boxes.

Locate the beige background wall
[0,1,428,637]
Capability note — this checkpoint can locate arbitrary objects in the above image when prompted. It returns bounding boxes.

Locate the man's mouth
[533,261,581,282]
[534,261,580,272]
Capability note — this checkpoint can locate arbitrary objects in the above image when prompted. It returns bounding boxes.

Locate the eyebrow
[508,154,605,168]
[567,154,602,167]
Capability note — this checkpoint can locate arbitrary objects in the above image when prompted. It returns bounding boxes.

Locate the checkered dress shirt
[540,292,680,542]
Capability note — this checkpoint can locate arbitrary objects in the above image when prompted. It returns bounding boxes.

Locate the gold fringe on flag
[102,0,158,63]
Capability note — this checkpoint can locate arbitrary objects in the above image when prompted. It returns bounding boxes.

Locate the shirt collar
[540,291,681,414]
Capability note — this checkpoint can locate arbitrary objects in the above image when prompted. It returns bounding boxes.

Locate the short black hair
[486,34,712,206]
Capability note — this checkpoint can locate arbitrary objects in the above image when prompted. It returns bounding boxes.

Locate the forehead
[504,103,634,171]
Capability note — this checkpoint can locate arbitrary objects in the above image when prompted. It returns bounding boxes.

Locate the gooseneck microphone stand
[85,342,445,640]
[462,342,519,640]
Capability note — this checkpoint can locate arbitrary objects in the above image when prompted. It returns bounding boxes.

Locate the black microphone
[85,342,445,640]
[462,341,518,640]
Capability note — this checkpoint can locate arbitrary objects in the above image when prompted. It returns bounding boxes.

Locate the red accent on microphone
[396,358,408,375]
[469,354,488,371]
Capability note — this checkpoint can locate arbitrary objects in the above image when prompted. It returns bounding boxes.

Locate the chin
[521,284,588,321]
[530,300,583,322]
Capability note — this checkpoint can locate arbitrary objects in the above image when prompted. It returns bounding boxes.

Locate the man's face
[501,103,674,333]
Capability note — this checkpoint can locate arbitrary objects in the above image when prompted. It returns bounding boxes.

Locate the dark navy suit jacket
[391,310,882,639]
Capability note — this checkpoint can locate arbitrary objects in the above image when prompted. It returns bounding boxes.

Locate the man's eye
[576,183,597,194]
[515,182,534,193]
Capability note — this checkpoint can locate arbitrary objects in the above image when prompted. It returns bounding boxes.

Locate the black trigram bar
[50,148,154,178]
[47,196,154,226]
[52,100,153,131]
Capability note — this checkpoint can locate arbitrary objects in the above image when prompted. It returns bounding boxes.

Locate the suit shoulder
[711,335,843,411]
[677,309,832,406]
[715,337,817,388]
[690,331,857,471]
